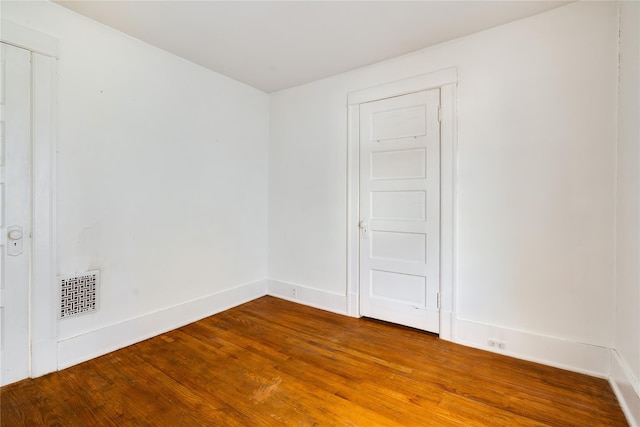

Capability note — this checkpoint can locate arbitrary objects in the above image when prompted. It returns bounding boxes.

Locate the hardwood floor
[1,296,627,426]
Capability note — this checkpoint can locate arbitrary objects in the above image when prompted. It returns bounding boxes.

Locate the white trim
[0,20,59,57]
[455,318,611,378]
[58,280,267,370]
[268,279,348,316]
[348,67,457,106]
[1,21,58,379]
[346,103,361,318]
[346,69,457,339]
[438,83,457,341]
[610,349,640,427]
[30,52,58,377]
[348,292,359,317]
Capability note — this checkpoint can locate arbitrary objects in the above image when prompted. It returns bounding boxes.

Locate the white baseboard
[57,279,267,370]
[610,349,640,427]
[267,279,348,315]
[31,338,58,378]
[454,319,610,378]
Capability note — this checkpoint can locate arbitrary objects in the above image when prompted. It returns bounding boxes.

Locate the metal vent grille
[59,270,99,318]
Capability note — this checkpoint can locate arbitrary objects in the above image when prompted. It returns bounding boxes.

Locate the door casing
[346,68,457,341]
[1,20,58,379]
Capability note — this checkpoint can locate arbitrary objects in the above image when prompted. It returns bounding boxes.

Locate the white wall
[269,1,619,373]
[612,2,640,424]
[3,2,633,413]
[2,1,269,368]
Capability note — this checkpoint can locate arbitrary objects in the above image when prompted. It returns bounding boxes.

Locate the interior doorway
[346,68,457,340]
[1,21,58,384]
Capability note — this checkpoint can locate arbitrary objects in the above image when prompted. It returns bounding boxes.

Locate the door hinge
[437,292,441,310]
[437,105,442,122]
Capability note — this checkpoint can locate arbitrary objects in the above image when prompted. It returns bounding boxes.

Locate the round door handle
[8,229,23,240]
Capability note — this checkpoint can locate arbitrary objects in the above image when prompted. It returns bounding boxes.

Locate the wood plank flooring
[1,296,628,426]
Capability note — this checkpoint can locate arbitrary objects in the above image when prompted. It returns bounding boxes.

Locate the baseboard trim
[610,349,640,427]
[454,319,610,378]
[267,279,348,315]
[31,338,58,378]
[57,279,267,370]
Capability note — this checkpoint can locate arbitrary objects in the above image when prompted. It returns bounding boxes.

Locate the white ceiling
[55,1,571,93]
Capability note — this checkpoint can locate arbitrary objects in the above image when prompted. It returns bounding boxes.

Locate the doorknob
[8,229,23,240]
[359,219,369,239]
[7,225,24,256]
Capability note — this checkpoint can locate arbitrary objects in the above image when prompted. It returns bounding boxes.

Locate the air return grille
[59,270,99,318]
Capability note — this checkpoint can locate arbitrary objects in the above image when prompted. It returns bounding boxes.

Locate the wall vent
[58,270,99,319]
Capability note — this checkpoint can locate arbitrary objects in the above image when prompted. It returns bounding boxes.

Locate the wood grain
[1,296,628,426]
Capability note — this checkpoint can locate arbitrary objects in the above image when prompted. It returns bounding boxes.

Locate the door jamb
[2,19,59,377]
[346,68,457,341]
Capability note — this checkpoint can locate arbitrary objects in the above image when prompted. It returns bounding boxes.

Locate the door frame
[346,68,457,341]
[2,20,58,377]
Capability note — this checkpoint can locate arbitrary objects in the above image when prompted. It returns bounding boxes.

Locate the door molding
[1,20,58,57]
[346,68,457,340]
[1,20,59,377]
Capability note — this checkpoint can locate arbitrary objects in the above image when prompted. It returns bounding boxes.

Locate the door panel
[371,231,426,262]
[370,270,426,305]
[371,191,426,220]
[370,149,426,180]
[359,89,440,333]
[1,42,32,386]
[370,105,426,141]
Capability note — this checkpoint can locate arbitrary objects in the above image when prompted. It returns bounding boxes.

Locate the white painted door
[1,42,32,385]
[359,89,440,333]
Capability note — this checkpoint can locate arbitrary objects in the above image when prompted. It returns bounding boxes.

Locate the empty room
[1,0,638,425]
